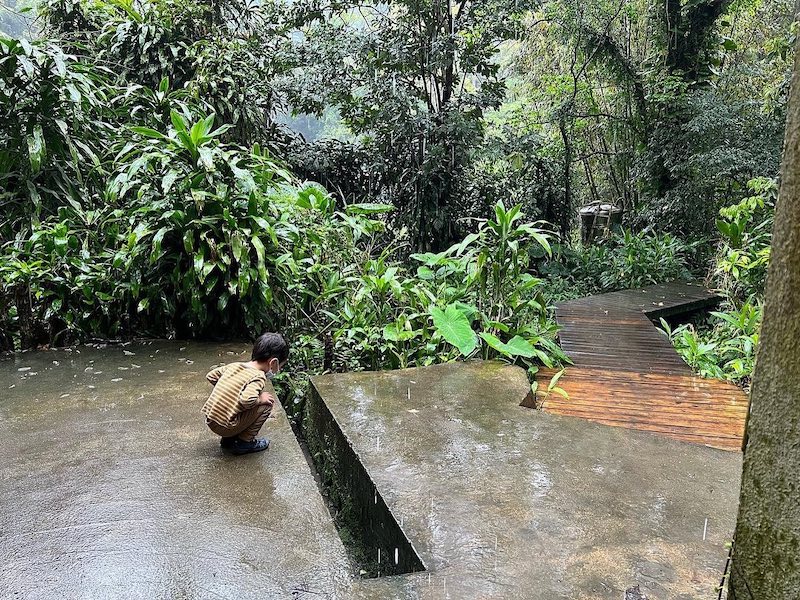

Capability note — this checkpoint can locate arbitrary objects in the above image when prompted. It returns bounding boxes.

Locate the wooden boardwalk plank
[535,283,749,451]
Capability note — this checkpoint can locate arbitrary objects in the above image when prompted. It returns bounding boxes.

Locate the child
[202,332,288,455]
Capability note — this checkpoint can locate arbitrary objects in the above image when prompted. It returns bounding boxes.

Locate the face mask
[266,370,275,380]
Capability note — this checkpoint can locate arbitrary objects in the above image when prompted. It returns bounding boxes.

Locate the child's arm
[238,378,276,411]
[206,365,225,385]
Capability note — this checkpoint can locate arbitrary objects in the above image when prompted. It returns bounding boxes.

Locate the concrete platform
[1,346,744,599]
[0,342,351,599]
[309,361,743,599]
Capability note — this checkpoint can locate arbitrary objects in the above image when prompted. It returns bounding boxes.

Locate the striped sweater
[202,362,268,427]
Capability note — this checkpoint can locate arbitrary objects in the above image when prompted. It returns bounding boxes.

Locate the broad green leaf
[198,147,215,170]
[150,226,169,263]
[431,304,477,356]
[170,109,187,132]
[162,171,179,194]
[251,236,266,268]
[480,333,538,359]
[479,331,506,354]
[547,369,566,391]
[530,232,552,257]
[417,266,435,280]
[183,231,194,254]
[503,336,535,358]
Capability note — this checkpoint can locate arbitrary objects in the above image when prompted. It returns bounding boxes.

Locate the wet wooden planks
[536,283,749,451]
[558,281,720,317]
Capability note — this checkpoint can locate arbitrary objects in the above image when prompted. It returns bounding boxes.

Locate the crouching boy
[202,333,288,455]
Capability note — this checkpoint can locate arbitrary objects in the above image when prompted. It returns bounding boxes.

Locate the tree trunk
[727,34,800,600]
[558,115,573,238]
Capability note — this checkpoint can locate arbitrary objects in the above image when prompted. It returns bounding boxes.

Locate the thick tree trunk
[728,35,800,600]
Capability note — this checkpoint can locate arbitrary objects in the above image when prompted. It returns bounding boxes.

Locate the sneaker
[231,437,270,455]
[220,436,236,449]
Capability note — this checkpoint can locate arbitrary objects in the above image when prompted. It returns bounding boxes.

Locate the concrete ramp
[309,361,743,599]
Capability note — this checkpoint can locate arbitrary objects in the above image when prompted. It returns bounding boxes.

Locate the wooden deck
[533,282,750,451]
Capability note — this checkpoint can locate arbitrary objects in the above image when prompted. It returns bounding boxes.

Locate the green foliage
[714,177,775,302]
[43,0,295,147]
[431,306,477,356]
[313,200,566,383]
[287,0,537,250]
[0,27,566,400]
[662,300,761,385]
[663,178,774,387]
[2,0,790,404]
[454,124,564,236]
[636,88,784,238]
[0,34,112,230]
[542,229,695,301]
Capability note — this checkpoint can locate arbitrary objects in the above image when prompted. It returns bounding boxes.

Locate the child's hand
[258,390,276,407]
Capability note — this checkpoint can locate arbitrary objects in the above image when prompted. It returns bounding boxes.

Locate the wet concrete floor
[1,347,743,599]
[312,361,744,600]
[0,342,351,599]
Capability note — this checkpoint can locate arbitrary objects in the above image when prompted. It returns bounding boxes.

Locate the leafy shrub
[0,26,566,423]
[663,178,774,387]
[714,178,775,302]
[661,301,761,384]
[541,229,696,302]
[0,34,112,231]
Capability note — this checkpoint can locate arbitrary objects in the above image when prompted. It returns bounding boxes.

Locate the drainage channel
[292,383,426,579]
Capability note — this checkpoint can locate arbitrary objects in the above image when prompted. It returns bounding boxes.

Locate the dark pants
[206,404,271,442]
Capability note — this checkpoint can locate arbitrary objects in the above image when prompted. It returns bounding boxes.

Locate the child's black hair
[251,332,289,363]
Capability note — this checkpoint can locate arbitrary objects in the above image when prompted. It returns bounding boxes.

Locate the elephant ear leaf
[431,304,477,356]
[503,335,535,358]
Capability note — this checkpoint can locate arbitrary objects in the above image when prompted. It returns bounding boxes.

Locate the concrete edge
[303,377,427,576]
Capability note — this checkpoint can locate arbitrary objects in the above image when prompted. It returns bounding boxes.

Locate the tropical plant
[662,178,774,387]
[714,177,776,302]
[0,34,112,231]
[540,229,696,301]
[661,300,761,386]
